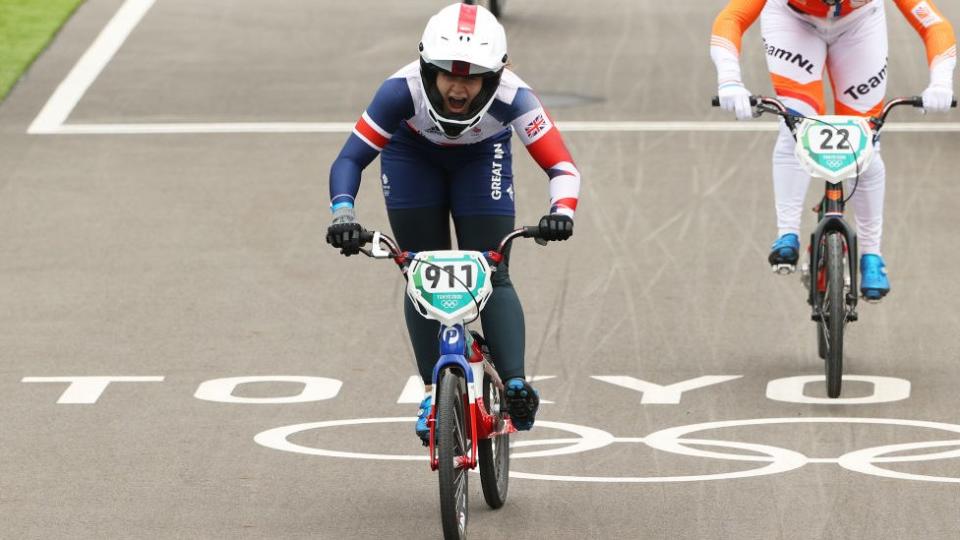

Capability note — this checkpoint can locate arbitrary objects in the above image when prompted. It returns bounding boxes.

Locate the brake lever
[370,231,391,258]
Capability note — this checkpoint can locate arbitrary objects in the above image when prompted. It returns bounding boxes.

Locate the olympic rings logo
[254,417,960,484]
[824,157,846,169]
[439,299,461,309]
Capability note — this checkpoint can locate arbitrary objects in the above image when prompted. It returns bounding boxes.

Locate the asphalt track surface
[3,1,960,538]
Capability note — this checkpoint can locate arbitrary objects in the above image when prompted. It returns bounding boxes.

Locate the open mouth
[446,96,468,113]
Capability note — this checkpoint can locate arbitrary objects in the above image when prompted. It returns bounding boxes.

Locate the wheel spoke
[452,408,463,450]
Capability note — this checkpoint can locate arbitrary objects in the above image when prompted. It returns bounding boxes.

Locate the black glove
[537,213,574,242]
[326,207,363,256]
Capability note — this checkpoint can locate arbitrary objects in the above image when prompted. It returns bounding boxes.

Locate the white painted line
[36,121,960,135]
[28,0,156,134]
[50,122,354,134]
[564,121,783,132]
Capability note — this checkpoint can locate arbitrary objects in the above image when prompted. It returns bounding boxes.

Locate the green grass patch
[0,0,86,101]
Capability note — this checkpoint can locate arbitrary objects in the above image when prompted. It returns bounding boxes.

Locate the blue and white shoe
[860,254,890,301]
[415,395,431,446]
[768,233,800,273]
[504,378,539,431]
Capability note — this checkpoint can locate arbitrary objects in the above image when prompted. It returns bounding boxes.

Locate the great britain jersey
[329,61,581,217]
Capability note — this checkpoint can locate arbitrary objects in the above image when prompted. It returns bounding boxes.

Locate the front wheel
[822,233,845,398]
[478,371,509,508]
[437,369,470,540]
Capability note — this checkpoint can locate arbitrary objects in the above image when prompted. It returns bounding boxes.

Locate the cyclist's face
[436,72,483,115]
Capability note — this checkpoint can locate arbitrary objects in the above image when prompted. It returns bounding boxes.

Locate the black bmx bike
[714,94,956,397]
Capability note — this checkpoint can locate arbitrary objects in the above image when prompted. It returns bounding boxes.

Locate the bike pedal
[846,310,859,322]
[771,264,796,275]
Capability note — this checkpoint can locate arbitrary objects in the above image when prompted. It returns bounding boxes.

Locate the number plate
[795,115,874,183]
[408,251,491,320]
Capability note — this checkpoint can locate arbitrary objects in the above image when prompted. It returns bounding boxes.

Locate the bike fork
[808,216,859,323]
[428,323,482,471]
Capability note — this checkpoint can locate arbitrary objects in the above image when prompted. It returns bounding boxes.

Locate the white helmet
[418,3,508,138]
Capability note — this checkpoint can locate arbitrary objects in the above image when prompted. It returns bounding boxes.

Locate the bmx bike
[356,225,544,539]
[713,94,956,398]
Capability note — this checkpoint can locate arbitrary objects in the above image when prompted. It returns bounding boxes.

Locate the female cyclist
[711,0,956,300]
[326,3,581,442]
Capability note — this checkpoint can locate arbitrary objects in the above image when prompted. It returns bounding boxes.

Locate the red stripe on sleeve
[354,117,390,149]
[525,128,574,170]
[458,4,477,34]
[554,198,578,211]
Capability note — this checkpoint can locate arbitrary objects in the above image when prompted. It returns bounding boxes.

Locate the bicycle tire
[437,369,469,540]
[824,233,845,398]
[478,371,509,508]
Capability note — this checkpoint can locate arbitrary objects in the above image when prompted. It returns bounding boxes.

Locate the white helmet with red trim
[419,3,508,138]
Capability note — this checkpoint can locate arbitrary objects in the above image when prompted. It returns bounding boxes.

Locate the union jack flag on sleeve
[510,88,581,218]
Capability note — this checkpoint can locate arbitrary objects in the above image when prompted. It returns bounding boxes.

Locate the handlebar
[872,96,957,130]
[356,225,545,269]
[712,94,957,134]
[712,95,797,130]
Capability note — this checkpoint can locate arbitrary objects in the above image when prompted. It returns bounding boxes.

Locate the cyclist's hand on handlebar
[326,206,363,256]
[717,82,754,121]
[921,84,954,113]
[537,213,574,242]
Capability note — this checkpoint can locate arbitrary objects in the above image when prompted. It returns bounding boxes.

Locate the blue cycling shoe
[415,395,432,446]
[504,378,539,431]
[768,233,800,273]
[860,254,890,301]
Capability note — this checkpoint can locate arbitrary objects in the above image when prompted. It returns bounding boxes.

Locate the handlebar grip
[359,230,375,243]
[521,226,541,239]
[907,97,957,107]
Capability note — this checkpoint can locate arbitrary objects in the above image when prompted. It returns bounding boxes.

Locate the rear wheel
[437,369,469,540]
[823,233,845,398]
[478,371,509,508]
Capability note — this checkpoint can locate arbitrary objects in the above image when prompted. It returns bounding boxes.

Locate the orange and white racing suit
[711,0,956,256]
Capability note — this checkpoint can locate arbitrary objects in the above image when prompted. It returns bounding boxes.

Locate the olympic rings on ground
[253,416,960,483]
[253,418,614,461]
